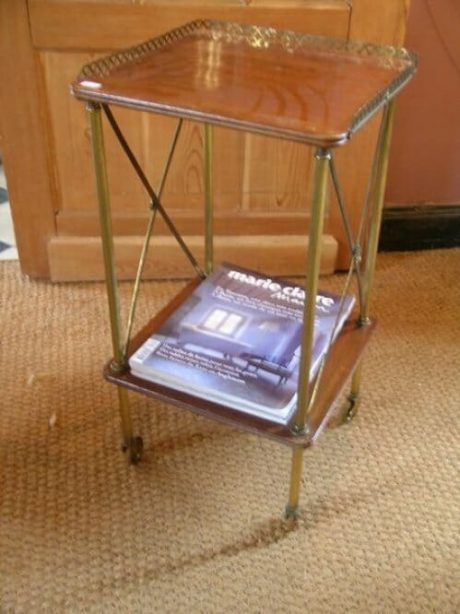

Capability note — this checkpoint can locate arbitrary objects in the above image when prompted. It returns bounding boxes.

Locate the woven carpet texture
[0,249,459,612]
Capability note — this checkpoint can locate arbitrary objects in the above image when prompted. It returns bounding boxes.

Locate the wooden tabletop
[72,20,417,147]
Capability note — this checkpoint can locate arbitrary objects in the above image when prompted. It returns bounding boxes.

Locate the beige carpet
[1,249,459,612]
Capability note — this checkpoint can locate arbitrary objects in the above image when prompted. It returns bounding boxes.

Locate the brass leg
[346,101,396,422]
[294,148,330,432]
[87,102,140,457]
[118,388,143,464]
[203,123,214,275]
[286,148,330,518]
[285,448,304,519]
[360,101,396,322]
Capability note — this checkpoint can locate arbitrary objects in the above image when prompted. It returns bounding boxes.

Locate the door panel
[29,1,350,51]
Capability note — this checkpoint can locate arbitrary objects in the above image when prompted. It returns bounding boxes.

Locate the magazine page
[129,263,354,424]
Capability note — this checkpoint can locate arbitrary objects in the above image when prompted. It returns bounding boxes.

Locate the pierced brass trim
[78,19,417,137]
[294,148,330,431]
[80,19,417,76]
[350,65,415,136]
[80,21,204,79]
[207,19,415,66]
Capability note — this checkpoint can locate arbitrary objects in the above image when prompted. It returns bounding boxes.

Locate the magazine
[129,263,355,424]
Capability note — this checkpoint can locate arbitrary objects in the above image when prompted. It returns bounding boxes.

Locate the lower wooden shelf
[104,281,375,449]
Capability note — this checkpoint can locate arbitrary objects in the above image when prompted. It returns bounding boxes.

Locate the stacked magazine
[129,263,355,425]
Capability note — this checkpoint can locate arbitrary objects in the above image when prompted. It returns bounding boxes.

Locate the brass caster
[344,394,360,423]
[122,436,144,464]
[284,504,299,521]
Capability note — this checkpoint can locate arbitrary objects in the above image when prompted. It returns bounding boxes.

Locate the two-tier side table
[71,20,416,519]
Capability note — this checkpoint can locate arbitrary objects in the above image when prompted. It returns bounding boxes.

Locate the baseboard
[379,204,460,251]
[47,234,338,282]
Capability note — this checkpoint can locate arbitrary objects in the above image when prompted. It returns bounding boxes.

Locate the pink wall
[386,0,460,205]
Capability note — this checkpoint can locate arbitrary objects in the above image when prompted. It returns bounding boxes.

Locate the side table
[71,20,416,518]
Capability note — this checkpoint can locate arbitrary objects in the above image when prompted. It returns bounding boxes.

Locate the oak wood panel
[29,0,349,50]
[241,136,314,212]
[55,210,314,236]
[0,1,57,278]
[350,0,410,46]
[47,234,338,281]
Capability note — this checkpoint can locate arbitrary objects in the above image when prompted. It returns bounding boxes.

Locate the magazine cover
[129,263,355,424]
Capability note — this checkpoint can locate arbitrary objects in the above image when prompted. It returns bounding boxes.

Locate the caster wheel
[344,394,360,423]
[284,504,299,521]
[129,436,144,465]
[122,436,144,464]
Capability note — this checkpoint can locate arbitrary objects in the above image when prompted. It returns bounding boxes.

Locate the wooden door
[0,0,410,281]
